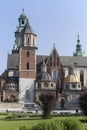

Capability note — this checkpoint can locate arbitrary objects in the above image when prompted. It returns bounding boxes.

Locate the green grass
[0,113,87,130]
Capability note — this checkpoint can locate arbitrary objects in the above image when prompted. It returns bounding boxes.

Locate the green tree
[79,91,87,116]
[39,91,56,119]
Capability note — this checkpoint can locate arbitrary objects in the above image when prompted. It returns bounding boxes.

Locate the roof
[37,55,49,64]
[22,22,36,35]
[37,72,52,81]
[7,54,19,69]
[64,74,81,83]
[18,9,27,20]
[60,56,87,67]
[37,55,87,67]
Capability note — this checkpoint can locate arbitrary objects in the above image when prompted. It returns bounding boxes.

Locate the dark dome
[37,72,52,81]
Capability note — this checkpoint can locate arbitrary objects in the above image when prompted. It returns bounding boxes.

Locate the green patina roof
[73,34,84,56]
[18,9,26,20]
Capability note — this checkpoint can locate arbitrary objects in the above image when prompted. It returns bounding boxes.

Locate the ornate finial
[77,33,80,44]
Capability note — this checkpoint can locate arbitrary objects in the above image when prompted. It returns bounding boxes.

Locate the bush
[19,119,80,130]
[79,91,87,116]
[58,119,80,130]
[31,122,62,130]
[20,126,30,130]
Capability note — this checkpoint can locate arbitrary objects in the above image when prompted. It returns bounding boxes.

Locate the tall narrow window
[22,38,24,44]
[22,20,24,25]
[60,99,65,108]
[50,57,52,66]
[28,37,29,44]
[52,70,57,82]
[26,62,29,70]
[80,71,84,86]
[27,51,30,57]
[26,90,29,99]
[33,39,34,45]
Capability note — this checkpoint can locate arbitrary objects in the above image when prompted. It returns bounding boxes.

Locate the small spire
[69,62,74,75]
[42,56,45,65]
[77,33,80,44]
[22,8,24,14]
[42,56,47,72]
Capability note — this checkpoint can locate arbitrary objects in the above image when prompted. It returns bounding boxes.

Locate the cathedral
[0,10,87,111]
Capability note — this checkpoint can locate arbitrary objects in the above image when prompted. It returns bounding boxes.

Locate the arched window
[26,90,29,99]
[22,20,24,25]
[27,51,30,57]
[28,37,30,44]
[52,70,57,82]
[80,71,84,86]
[50,57,52,66]
[60,99,65,108]
[26,62,29,70]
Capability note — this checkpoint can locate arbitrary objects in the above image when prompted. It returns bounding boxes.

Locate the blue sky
[0,0,87,74]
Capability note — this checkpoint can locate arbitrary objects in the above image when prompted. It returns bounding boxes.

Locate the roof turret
[64,63,81,83]
[73,34,84,56]
[37,59,52,81]
[22,21,36,35]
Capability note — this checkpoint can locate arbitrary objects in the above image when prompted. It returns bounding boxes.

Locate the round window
[44,82,48,87]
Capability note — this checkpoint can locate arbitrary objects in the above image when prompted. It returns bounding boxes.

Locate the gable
[47,47,62,68]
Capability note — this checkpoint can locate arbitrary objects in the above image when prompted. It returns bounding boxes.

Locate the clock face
[44,82,48,87]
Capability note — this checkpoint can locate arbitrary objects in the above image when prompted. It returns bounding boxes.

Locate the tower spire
[73,33,83,56]
[77,33,80,44]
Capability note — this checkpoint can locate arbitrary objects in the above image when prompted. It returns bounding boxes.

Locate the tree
[79,91,87,116]
[39,91,56,119]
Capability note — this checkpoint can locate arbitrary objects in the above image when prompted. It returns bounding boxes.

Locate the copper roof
[64,74,81,83]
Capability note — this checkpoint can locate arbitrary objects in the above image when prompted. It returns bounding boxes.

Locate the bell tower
[14,10,37,103]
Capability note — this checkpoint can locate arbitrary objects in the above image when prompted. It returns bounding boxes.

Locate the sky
[0,0,87,74]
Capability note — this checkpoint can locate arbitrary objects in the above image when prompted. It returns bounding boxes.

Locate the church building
[0,10,87,110]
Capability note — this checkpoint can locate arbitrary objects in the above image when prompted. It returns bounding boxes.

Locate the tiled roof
[64,74,81,83]
[36,72,52,81]
[7,54,19,69]
[7,54,87,70]
[60,56,87,67]
[22,22,36,35]
[37,55,87,67]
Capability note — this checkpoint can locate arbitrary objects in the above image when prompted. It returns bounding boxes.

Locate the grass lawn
[0,114,87,130]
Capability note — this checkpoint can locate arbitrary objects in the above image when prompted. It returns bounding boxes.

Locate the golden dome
[64,74,81,83]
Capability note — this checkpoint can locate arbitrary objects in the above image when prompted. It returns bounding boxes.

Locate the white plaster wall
[64,68,68,77]
[74,67,87,87]
[19,78,35,103]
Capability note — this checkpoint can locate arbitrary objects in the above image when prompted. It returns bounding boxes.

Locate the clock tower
[13,10,37,103]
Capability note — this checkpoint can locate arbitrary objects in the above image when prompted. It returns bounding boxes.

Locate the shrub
[58,119,80,130]
[20,126,30,130]
[31,122,62,130]
[79,91,87,116]
[31,123,47,130]
[19,119,80,130]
